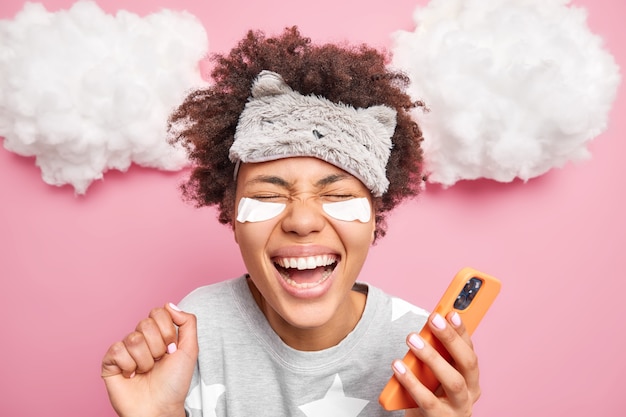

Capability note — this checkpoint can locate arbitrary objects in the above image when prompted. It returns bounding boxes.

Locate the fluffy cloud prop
[0,1,208,193]
[391,0,621,186]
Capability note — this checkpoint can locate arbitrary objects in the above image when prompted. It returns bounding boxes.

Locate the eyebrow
[248,175,291,188]
[314,173,351,187]
[247,173,352,189]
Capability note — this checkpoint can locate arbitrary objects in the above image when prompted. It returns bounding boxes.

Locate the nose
[280,199,326,236]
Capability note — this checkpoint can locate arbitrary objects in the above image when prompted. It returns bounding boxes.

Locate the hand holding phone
[378,267,501,411]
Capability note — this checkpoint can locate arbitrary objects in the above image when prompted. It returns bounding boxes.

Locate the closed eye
[251,195,287,201]
[321,194,356,202]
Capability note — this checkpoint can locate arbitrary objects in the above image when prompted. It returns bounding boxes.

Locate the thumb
[166,302,199,359]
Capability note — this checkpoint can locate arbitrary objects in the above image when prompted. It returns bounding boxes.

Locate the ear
[361,105,397,138]
[251,70,293,98]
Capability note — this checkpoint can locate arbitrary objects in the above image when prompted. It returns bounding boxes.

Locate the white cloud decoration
[0,1,209,193]
[391,0,621,187]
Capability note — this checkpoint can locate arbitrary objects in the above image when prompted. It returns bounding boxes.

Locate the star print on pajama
[186,381,226,417]
[391,297,429,322]
[298,374,369,416]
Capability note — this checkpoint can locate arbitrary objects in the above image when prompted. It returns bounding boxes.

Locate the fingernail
[167,342,177,354]
[129,371,136,379]
[393,360,407,375]
[432,313,447,330]
[408,333,425,349]
[169,302,182,312]
[451,312,462,327]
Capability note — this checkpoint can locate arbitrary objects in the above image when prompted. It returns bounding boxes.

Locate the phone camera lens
[454,294,469,310]
[453,277,483,310]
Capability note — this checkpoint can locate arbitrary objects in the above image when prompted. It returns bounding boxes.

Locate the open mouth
[273,255,338,289]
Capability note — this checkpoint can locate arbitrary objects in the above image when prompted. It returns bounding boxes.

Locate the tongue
[287,267,326,284]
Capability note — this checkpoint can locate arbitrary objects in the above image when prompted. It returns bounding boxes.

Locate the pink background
[0,0,624,415]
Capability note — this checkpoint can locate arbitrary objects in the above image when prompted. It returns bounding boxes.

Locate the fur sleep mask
[229,70,397,196]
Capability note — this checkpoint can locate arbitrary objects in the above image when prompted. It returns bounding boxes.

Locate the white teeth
[297,258,307,270]
[276,255,337,270]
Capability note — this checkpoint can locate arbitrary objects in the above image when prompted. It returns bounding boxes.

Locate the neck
[247,279,366,351]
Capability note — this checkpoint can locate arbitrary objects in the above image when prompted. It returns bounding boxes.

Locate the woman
[101,27,480,417]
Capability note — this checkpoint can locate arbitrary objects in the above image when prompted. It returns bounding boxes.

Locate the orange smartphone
[379,267,501,411]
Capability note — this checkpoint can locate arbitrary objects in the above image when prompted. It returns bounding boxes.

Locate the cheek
[234,222,276,264]
[332,219,376,257]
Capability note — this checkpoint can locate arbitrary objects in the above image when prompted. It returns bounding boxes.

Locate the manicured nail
[432,313,447,330]
[451,312,462,327]
[393,360,407,375]
[169,302,182,312]
[167,342,177,354]
[408,334,425,349]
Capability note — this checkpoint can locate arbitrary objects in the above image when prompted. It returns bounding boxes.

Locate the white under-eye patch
[236,197,286,223]
[323,198,371,222]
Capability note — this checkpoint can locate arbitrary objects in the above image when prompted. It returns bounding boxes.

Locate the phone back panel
[378,267,501,411]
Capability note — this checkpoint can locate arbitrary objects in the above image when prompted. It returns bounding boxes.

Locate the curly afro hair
[168,26,425,241]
